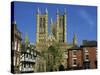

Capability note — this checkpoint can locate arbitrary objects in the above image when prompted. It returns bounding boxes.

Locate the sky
[12,1,97,45]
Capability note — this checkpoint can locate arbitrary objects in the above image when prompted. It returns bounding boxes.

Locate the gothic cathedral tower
[36,8,48,45]
[56,9,67,43]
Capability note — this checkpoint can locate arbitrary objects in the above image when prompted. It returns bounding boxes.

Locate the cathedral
[35,8,77,72]
[36,8,67,49]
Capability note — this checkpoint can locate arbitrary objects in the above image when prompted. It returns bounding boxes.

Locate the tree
[48,42,64,71]
[39,41,64,71]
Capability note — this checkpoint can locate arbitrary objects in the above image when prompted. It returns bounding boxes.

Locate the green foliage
[41,42,64,71]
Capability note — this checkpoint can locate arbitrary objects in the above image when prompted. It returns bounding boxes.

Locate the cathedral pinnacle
[73,32,77,46]
[50,18,53,33]
[45,8,48,14]
[57,8,59,14]
[24,32,29,45]
[64,8,66,14]
[37,7,40,14]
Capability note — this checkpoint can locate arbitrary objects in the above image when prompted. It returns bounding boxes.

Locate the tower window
[40,18,42,28]
[39,18,42,32]
[43,18,45,32]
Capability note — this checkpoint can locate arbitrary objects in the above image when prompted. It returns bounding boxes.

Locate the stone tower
[36,8,48,44]
[56,9,67,43]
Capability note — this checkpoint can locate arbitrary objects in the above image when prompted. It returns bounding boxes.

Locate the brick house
[80,40,97,69]
[68,46,83,70]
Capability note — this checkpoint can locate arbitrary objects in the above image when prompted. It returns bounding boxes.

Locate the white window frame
[17,42,20,51]
[84,48,88,53]
[72,58,77,67]
[72,50,77,57]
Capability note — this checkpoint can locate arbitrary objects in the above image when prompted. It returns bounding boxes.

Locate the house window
[84,48,89,61]
[17,43,20,51]
[85,55,89,61]
[13,56,16,66]
[72,50,77,57]
[32,55,34,59]
[25,54,28,58]
[24,64,26,67]
[72,58,77,67]
[73,59,77,65]
[86,55,89,59]
[29,55,31,59]
[34,51,37,56]
[31,64,33,69]
[96,48,97,59]
[19,63,22,71]
[26,64,28,68]
[14,41,17,50]
[84,48,88,53]
[17,57,19,66]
